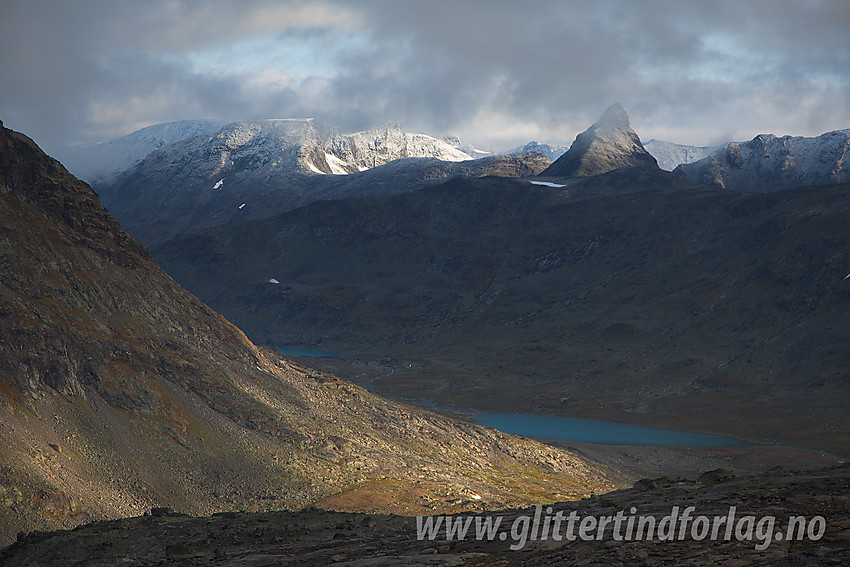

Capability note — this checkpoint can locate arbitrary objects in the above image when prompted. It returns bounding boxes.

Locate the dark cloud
[1,0,848,155]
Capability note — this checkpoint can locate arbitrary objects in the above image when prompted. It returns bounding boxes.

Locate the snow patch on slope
[324,152,350,175]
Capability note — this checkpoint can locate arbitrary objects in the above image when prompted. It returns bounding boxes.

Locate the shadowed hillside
[152,167,850,456]
[0,121,622,546]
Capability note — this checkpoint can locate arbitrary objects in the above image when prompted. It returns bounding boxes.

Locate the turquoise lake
[473,412,751,447]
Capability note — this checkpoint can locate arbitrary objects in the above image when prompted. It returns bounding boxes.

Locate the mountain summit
[541,103,658,177]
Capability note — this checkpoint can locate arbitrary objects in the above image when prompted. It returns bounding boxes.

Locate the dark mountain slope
[152,168,850,454]
[0,121,621,545]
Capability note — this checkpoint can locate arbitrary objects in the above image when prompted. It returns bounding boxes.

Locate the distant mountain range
[58,119,478,185]
[674,129,850,192]
[62,115,850,213]
[89,120,551,245]
[0,120,620,545]
[60,113,850,252]
[58,119,716,186]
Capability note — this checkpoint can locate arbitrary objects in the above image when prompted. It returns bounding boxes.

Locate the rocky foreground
[3,464,848,566]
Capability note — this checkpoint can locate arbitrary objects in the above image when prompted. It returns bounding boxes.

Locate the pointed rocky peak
[540,103,658,178]
[596,101,630,130]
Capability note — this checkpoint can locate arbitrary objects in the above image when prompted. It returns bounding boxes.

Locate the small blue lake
[474,412,751,447]
[274,347,343,358]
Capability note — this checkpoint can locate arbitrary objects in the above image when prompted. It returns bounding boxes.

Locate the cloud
[1,0,848,154]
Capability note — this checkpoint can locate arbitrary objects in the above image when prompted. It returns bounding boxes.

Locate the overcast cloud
[1,0,848,155]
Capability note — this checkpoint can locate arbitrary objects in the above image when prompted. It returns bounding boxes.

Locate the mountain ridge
[56,119,228,184]
[60,119,475,185]
[674,128,850,191]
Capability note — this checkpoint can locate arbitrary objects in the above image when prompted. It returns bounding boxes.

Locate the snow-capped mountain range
[60,115,850,192]
[59,119,477,184]
[91,119,551,246]
[66,116,850,249]
[193,118,478,182]
[61,117,718,188]
[674,129,850,192]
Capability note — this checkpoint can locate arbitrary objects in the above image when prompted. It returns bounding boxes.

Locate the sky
[1,0,849,156]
